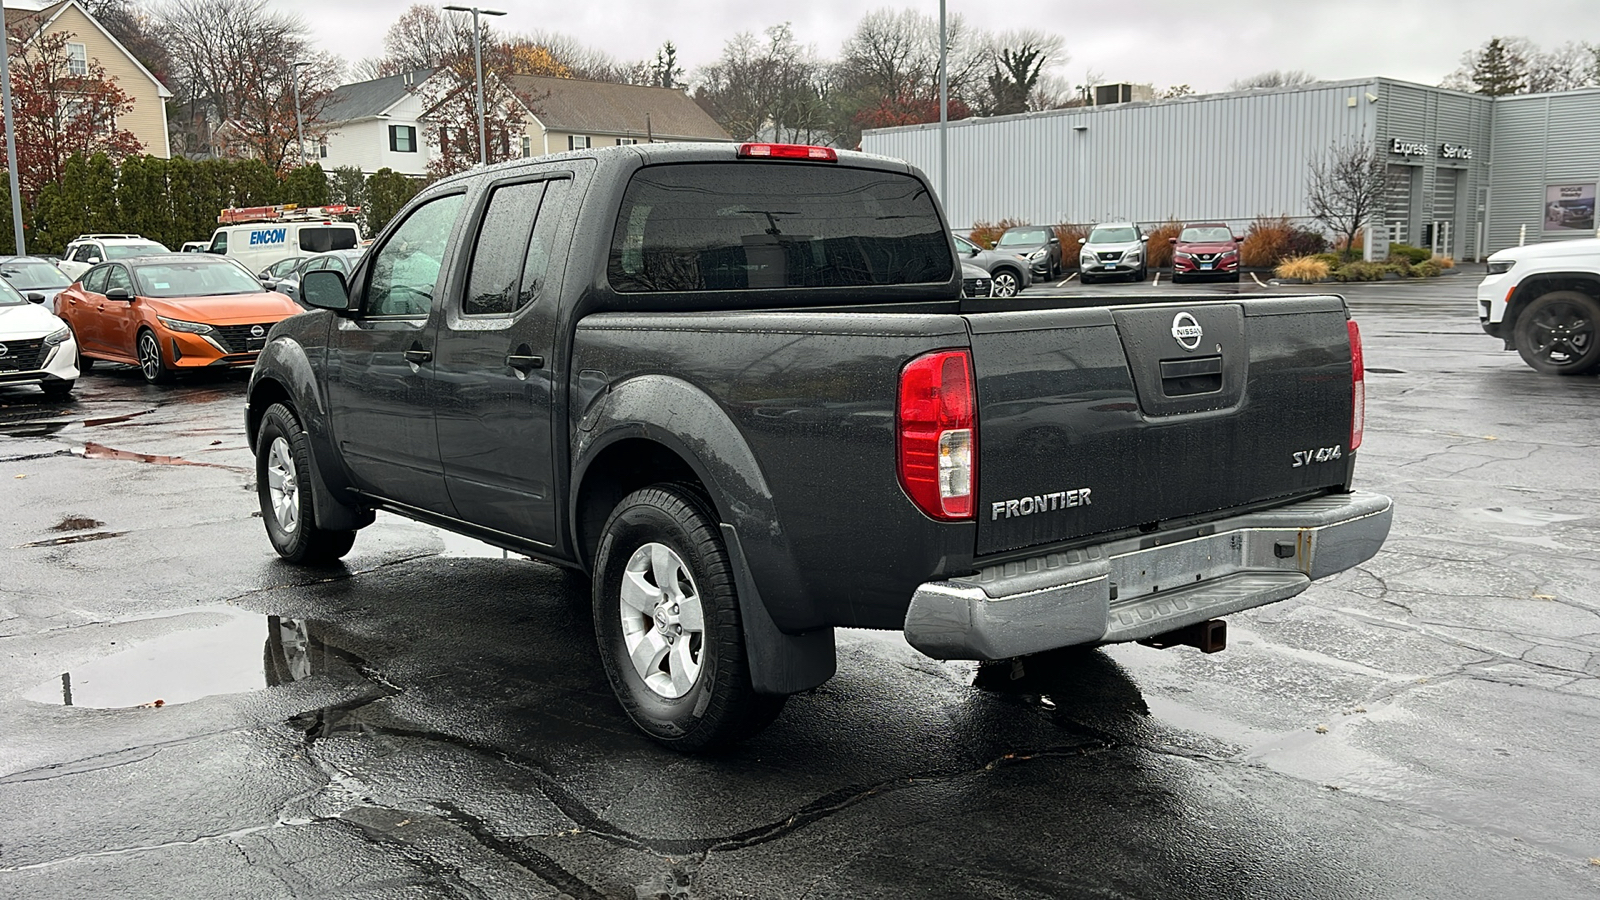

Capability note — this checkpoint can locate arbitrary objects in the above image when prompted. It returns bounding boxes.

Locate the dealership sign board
[1545,183,1596,232]
[1389,138,1475,160]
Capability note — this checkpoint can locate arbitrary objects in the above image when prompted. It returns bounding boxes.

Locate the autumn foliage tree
[2,27,142,200]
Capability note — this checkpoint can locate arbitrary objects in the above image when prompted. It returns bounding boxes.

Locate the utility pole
[291,60,311,168]
[443,5,506,167]
[0,5,26,254]
[937,0,948,208]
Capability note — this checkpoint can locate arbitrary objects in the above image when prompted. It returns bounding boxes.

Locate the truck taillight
[1348,319,1365,450]
[898,349,976,520]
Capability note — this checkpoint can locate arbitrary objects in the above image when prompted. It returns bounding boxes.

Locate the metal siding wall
[863,81,1381,230]
[1489,90,1600,252]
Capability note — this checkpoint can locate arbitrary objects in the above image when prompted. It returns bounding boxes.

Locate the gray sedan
[952,234,1031,297]
[273,249,367,306]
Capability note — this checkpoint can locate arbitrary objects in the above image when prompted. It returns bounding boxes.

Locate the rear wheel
[593,484,785,751]
[1514,291,1600,375]
[257,403,358,564]
[136,329,172,384]
[991,269,1021,297]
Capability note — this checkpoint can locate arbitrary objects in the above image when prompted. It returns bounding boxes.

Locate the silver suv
[1078,222,1148,284]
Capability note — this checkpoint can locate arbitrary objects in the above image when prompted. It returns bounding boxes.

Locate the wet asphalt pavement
[3,273,1599,898]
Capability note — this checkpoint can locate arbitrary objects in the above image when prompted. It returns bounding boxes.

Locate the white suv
[1479,238,1600,375]
[57,234,170,281]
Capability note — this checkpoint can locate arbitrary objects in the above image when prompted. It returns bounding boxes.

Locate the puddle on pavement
[83,409,155,427]
[52,515,105,531]
[437,529,524,559]
[23,608,356,709]
[17,531,126,548]
[80,440,248,473]
[1365,368,1406,374]
[1464,507,1588,527]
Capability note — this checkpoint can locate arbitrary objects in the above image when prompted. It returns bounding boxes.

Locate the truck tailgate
[968,296,1356,557]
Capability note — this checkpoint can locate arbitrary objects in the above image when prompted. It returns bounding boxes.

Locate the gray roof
[324,69,435,124]
[506,76,730,141]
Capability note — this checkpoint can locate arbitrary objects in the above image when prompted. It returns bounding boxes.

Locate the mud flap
[720,524,835,695]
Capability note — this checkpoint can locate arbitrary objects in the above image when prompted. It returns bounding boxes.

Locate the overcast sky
[282,0,1599,93]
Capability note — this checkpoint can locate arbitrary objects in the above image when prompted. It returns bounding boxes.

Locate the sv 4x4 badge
[1292,445,1343,467]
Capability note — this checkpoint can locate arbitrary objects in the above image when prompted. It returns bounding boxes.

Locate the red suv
[1170,223,1242,283]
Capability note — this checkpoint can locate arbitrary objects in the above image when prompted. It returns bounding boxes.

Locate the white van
[207,213,361,274]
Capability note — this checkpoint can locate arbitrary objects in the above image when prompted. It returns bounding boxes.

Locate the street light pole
[938,0,948,210]
[442,5,505,167]
[0,5,27,254]
[291,61,311,168]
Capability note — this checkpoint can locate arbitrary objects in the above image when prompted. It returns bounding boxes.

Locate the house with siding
[5,0,172,157]
[319,69,436,177]
[506,75,731,156]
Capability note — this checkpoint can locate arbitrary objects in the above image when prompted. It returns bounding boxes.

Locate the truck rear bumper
[904,491,1393,660]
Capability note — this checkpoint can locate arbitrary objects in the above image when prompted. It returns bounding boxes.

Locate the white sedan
[0,276,78,398]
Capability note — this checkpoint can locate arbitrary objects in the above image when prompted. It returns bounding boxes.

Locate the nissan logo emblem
[0,342,8,358]
[250,325,266,338]
[1171,312,1203,351]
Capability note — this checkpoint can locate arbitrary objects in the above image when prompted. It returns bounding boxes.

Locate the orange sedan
[57,254,303,384]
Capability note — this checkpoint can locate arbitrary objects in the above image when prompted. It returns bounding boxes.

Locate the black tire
[991,269,1021,298]
[256,403,358,564]
[1229,272,1242,283]
[1514,291,1600,375]
[76,346,94,373]
[136,328,172,384]
[41,380,73,399]
[593,484,785,751]
[1171,273,1186,285]
[1079,272,1095,285]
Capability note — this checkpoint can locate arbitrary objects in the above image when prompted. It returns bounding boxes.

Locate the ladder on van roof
[218,204,362,225]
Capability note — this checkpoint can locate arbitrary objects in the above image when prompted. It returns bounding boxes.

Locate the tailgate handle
[1159,355,1223,396]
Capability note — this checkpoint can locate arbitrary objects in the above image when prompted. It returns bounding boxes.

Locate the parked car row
[963,221,1245,289]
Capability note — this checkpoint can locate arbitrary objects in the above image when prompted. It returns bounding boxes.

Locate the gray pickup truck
[247,142,1392,751]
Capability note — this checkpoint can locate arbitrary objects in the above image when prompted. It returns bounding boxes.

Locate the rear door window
[82,266,110,293]
[299,227,359,253]
[608,162,951,293]
[463,181,546,316]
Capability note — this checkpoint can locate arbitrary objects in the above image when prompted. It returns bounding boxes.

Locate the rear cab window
[607,162,951,293]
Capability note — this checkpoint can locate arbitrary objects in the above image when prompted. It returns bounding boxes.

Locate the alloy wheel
[1526,301,1594,367]
[618,541,706,699]
[138,332,163,381]
[265,436,299,534]
[992,272,1019,297]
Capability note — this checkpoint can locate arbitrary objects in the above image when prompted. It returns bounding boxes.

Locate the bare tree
[1230,69,1316,90]
[1526,41,1599,92]
[829,8,988,147]
[1307,139,1387,260]
[693,25,830,143]
[979,30,1065,116]
[153,0,341,161]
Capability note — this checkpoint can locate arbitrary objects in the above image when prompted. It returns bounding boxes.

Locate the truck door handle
[506,354,544,372]
[403,348,432,364]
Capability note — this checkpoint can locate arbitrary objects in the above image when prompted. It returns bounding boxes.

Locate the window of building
[521,135,532,158]
[568,135,590,151]
[617,138,638,145]
[389,124,417,153]
[67,43,87,76]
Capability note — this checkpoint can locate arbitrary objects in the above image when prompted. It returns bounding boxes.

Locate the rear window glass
[299,227,359,253]
[608,162,951,293]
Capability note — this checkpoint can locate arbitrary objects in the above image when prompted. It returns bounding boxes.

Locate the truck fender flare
[247,337,372,532]
[572,375,834,694]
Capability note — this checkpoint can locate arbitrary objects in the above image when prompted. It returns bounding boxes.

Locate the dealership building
[861,78,1600,261]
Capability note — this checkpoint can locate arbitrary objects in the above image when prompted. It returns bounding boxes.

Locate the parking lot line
[1056,273,1077,287]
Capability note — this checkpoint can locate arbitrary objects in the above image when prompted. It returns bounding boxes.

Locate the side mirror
[25,292,45,304]
[105,287,133,301]
[1168,237,1178,245]
[1049,235,1060,244]
[967,246,980,257]
[302,269,352,311]
[1076,237,1085,244]
[1234,235,1245,243]
[1140,235,1149,242]
[86,256,102,264]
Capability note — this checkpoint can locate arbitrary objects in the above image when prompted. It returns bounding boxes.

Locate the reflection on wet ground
[22,610,356,709]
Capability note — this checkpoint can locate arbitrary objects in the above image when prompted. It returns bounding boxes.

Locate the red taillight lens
[738,143,838,162]
[898,349,976,520]
[1348,319,1365,451]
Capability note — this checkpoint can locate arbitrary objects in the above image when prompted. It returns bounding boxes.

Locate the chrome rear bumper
[904,491,1393,660]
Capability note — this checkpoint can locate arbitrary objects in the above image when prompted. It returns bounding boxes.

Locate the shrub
[1389,258,1415,278]
[1054,223,1091,271]
[1333,261,1390,282]
[1275,256,1331,281]
[1285,225,1328,258]
[1312,252,1342,267]
[1432,255,1455,269]
[1143,220,1182,268]
[1387,243,1431,264]
[1240,216,1293,268]
[1413,261,1442,278]
[1333,230,1364,259]
[968,218,1024,250]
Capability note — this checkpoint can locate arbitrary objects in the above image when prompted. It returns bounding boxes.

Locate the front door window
[364,194,464,317]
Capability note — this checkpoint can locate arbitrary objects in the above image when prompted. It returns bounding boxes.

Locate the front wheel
[1515,291,1600,375]
[256,403,358,564]
[991,269,1021,298]
[593,485,785,751]
[136,329,172,384]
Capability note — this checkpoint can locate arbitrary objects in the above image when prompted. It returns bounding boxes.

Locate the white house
[318,68,435,176]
